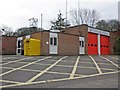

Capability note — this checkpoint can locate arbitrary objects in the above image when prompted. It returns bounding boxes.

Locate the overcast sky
[0,0,119,31]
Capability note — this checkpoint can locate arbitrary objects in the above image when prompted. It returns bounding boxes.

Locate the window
[80,41,81,46]
[50,38,53,45]
[82,41,84,47]
[50,37,57,46]
[54,37,57,45]
[80,41,84,47]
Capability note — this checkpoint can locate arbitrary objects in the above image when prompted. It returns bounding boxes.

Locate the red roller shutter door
[100,35,110,55]
[88,33,98,54]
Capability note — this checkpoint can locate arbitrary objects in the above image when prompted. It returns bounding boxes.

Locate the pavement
[0,55,119,88]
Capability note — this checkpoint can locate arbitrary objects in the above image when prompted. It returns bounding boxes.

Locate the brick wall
[40,32,49,55]
[61,24,88,54]
[31,32,49,55]
[110,31,120,54]
[58,33,79,55]
[2,36,17,55]
[59,25,88,55]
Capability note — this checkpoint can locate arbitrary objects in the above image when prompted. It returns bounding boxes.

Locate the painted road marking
[96,62,112,65]
[78,61,94,64]
[0,55,119,88]
[1,70,119,88]
[2,66,42,73]
[0,56,51,77]
[17,61,112,70]
[2,63,116,75]
[70,56,80,79]
[78,61,113,65]
[14,60,114,69]
[77,66,116,71]
[107,56,119,60]
[2,66,85,77]
[31,63,74,68]
[2,62,116,72]
[2,65,116,78]
[60,60,75,63]
[89,55,102,74]
[100,56,120,69]
[1,57,33,66]
[0,79,22,84]
[15,60,75,64]
[2,57,16,60]
[74,70,120,79]
[13,62,29,64]
[46,71,86,77]
[26,56,68,83]
[44,59,75,63]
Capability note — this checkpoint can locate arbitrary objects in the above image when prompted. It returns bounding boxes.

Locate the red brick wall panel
[58,33,79,55]
[2,36,17,55]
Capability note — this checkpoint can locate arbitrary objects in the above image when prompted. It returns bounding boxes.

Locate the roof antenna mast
[78,0,80,25]
[65,0,68,29]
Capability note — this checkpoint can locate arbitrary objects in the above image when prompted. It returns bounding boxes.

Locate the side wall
[58,25,88,55]
[2,36,17,55]
[58,33,79,55]
[30,32,49,55]
[110,31,120,54]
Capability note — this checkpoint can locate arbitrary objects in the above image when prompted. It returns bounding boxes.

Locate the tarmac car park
[0,55,119,88]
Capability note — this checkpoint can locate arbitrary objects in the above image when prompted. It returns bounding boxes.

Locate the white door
[16,37,23,55]
[49,33,58,54]
[79,37,85,54]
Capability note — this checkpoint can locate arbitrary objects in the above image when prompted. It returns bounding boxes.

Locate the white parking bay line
[0,79,22,84]
[26,56,68,83]
[70,56,80,79]
[2,57,16,60]
[108,56,119,60]
[0,56,51,77]
[89,55,102,74]
[1,70,119,88]
[1,57,33,66]
[100,56,120,69]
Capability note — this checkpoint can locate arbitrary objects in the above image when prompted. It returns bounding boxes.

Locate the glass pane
[50,38,53,45]
[82,41,84,47]
[54,38,57,45]
[80,41,81,46]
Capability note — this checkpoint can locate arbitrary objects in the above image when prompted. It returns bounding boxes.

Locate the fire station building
[16,24,111,55]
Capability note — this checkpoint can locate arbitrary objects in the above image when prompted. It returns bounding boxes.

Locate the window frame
[50,37,57,46]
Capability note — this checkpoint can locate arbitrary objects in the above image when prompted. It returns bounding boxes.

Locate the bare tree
[70,8,100,27]
[90,10,100,26]
[70,9,79,24]
[1,25,14,36]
